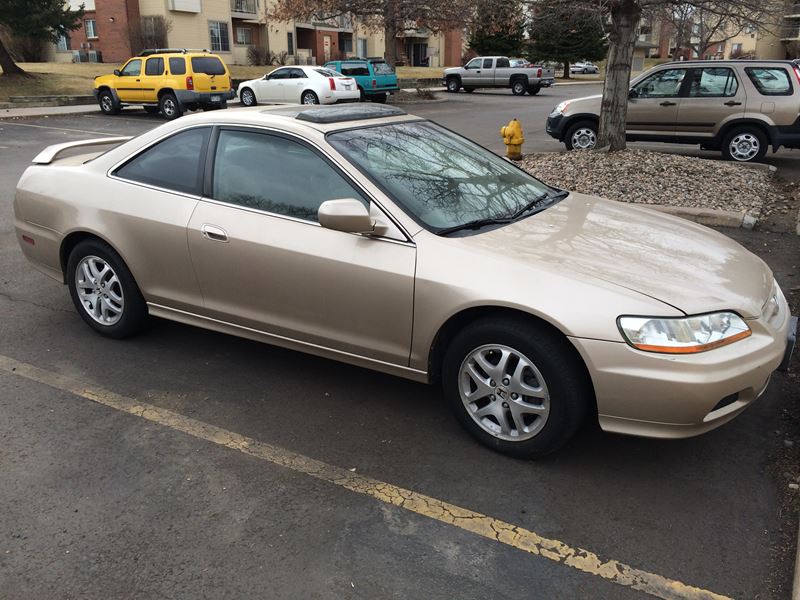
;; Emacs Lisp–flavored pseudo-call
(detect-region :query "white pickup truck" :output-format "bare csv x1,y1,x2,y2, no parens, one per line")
442,56,556,96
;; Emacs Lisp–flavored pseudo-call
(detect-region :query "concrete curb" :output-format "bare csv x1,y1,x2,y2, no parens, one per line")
640,204,754,229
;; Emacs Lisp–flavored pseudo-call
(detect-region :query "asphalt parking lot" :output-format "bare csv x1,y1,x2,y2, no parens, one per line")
1,88,798,599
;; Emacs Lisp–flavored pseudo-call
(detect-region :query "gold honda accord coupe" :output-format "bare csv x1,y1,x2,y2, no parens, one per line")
14,104,797,458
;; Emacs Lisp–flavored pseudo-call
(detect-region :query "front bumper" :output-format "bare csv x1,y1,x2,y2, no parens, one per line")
570,309,796,439
546,113,564,140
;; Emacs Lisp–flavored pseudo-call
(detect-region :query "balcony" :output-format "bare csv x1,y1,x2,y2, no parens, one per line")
786,3,800,18
231,0,257,18
781,24,800,40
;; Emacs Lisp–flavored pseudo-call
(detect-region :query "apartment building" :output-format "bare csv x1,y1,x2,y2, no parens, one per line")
53,0,462,67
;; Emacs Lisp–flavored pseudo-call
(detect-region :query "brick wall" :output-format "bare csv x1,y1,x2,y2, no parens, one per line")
313,29,339,62
67,0,139,63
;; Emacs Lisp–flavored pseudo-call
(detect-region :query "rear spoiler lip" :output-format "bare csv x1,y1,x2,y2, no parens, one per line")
32,136,133,165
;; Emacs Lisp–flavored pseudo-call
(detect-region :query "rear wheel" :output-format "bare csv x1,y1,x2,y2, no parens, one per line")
446,77,461,93
143,106,160,114
301,90,319,105
159,92,182,120
527,84,541,95
98,90,120,115
442,317,590,459
564,120,598,151
240,87,257,107
511,80,527,96
66,239,148,339
722,126,767,162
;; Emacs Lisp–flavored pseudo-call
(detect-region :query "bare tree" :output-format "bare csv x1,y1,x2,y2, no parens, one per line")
129,15,173,54
268,0,474,66
664,3,756,59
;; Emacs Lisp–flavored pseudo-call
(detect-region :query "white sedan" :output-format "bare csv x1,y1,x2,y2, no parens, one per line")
237,66,360,106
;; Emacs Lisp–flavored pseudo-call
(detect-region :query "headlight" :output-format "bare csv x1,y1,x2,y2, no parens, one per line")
617,312,751,354
552,101,570,115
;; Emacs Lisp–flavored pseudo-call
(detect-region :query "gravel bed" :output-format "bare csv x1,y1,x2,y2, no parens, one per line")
519,149,789,220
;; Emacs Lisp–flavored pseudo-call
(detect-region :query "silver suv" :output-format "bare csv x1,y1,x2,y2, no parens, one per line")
546,60,800,162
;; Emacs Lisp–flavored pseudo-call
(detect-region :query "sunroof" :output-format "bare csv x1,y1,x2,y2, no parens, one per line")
294,104,406,124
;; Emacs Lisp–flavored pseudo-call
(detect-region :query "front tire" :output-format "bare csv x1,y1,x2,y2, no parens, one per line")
442,317,590,459
446,77,461,93
240,87,257,107
722,126,767,162
67,239,148,339
564,120,598,151
301,90,319,105
98,90,120,115
159,92,182,120
511,80,527,96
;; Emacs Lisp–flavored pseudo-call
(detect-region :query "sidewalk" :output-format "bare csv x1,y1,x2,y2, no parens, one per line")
1,103,100,119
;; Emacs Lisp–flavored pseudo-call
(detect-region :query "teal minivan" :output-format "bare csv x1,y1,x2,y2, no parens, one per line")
323,58,400,102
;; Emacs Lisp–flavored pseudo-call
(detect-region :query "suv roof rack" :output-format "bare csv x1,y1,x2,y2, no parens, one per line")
294,104,406,124
138,48,210,56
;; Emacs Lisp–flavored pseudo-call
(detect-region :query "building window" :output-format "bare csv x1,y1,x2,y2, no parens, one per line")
85,19,97,39
56,34,69,52
287,31,294,54
357,38,367,58
209,21,230,52
235,27,253,45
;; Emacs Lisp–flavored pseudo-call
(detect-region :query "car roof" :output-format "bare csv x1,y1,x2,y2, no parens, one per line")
654,59,798,67
166,104,423,134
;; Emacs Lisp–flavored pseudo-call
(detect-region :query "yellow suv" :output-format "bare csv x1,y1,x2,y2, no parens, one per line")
93,49,235,120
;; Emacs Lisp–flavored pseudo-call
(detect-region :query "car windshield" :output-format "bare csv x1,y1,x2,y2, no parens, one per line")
328,121,556,231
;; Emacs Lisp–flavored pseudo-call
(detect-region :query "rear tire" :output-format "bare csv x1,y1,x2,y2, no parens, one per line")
66,239,148,339
159,92,182,120
527,84,541,95
442,317,590,459
301,90,319,105
721,126,767,162
564,120,598,151
446,77,461,93
98,90,120,115
511,80,527,96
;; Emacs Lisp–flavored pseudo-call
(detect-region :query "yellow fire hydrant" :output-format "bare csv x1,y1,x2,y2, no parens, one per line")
500,118,524,160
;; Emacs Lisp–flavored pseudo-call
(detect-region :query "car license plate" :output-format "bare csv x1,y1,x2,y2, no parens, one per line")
343,84,351,90
211,95,221,102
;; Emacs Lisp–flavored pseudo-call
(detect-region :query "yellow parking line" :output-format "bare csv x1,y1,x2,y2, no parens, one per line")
0,353,730,600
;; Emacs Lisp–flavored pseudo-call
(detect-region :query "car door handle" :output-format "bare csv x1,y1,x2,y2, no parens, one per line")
724,100,742,106
201,224,228,243
659,101,677,106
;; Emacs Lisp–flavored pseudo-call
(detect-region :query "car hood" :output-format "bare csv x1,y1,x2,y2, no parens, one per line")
460,193,772,318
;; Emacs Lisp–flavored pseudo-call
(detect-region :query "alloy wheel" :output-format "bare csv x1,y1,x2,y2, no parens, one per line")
729,133,759,161
75,255,124,325
571,127,596,150
241,89,255,106
100,95,113,112
302,92,318,105
162,98,176,116
459,344,550,442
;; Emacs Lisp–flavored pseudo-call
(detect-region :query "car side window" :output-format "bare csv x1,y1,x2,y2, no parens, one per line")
688,68,738,97
465,58,481,69
169,57,186,75
114,127,211,195
496,58,510,68
120,59,141,76
341,62,370,76
212,129,368,222
145,57,164,76
482,58,493,69
268,68,290,80
745,67,793,96
632,68,686,98
288,68,307,79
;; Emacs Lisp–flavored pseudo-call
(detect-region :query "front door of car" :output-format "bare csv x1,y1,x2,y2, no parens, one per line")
462,58,482,86
115,58,144,102
256,68,289,101
187,127,416,365
140,56,164,104
284,68,308,103
676,67,746,138
626,67,688,139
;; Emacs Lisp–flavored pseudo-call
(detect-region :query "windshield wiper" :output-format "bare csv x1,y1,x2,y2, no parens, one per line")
436,217,513,236
510,190,569,220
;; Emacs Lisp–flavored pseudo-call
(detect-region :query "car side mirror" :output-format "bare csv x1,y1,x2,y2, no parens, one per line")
628,88,638,99
114,69,121,76
318,199,375,234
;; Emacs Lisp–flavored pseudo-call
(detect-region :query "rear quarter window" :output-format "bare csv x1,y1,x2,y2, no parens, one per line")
191,56,226,75
745,67,793,96
371,61,394,75
340,63,370,76
169,57,186,75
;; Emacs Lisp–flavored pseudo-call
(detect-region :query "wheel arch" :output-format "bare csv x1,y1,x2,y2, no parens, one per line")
427,306,596,409
559,113,600,141
715,118,776,152
157,87,175,100
60,230,129,285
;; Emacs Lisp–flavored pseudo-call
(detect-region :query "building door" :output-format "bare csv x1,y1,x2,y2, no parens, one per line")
323,35,332,61
412,43,428,66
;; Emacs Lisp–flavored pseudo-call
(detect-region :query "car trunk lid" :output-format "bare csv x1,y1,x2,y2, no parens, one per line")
189,56,230,93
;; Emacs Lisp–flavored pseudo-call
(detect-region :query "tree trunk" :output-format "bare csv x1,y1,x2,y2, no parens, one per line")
562,62,570,79
383,0,398,67
596,0,641,152
0,36,25,75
